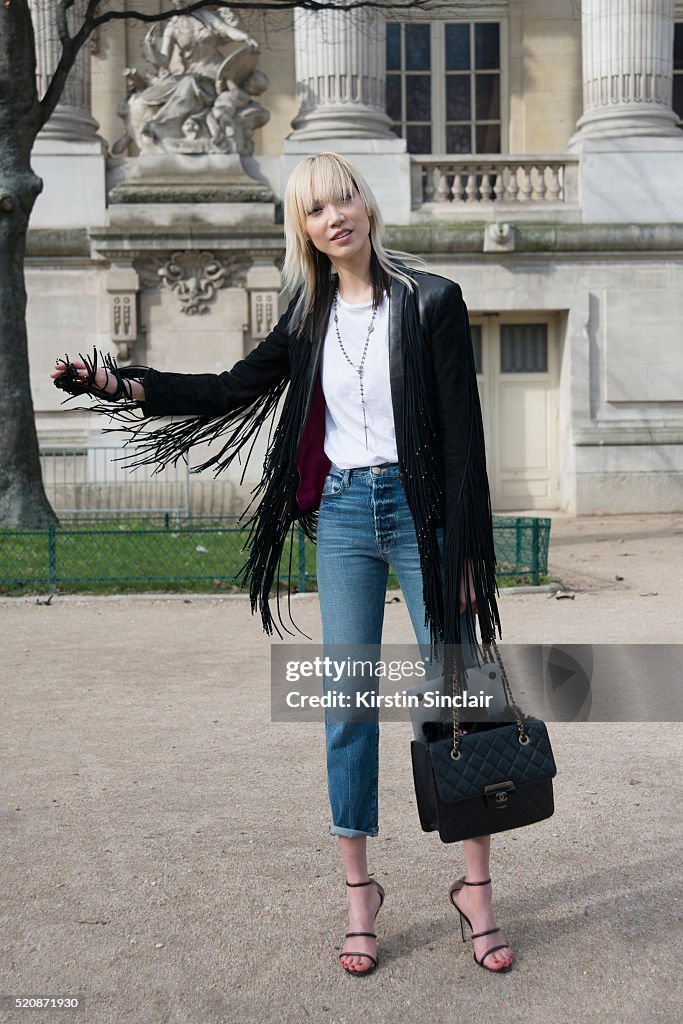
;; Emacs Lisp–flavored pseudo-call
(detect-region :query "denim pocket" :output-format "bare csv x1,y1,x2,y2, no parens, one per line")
322,468,347,497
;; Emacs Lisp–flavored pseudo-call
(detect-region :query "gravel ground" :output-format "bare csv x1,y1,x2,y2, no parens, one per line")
1,512,681,1024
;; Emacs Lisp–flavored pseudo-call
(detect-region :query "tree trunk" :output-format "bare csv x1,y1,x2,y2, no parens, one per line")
0,2,56,526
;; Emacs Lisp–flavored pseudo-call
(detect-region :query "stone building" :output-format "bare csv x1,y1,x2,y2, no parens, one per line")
28,0,683,516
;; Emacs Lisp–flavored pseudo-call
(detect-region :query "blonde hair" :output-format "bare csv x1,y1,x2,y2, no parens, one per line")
281,152,423,334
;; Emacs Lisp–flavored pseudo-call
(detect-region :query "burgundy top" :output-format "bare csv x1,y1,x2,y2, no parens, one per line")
295,371,331,512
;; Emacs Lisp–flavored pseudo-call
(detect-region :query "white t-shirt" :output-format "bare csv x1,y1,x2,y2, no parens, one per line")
320,292,398,469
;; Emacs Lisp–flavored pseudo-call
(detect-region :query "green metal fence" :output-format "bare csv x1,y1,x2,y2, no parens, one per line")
0,515,550,596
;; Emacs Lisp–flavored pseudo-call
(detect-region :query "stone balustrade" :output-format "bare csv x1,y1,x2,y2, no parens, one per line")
412,156,579,212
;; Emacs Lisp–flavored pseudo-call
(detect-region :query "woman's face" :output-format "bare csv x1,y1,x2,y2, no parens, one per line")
304,187,372,267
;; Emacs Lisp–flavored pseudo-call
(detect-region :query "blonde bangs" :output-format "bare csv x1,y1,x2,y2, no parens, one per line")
289,154,358,224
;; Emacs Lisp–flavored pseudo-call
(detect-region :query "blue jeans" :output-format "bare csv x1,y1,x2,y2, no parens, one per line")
316,462,473,838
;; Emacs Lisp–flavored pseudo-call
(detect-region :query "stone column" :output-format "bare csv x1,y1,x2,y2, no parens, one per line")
287,2,396,141
572,0,679,141
29,1,106,228
30,0,100,141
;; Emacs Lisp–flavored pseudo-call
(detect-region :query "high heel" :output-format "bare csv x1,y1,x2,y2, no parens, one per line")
339,878,385,977
449,877,513,974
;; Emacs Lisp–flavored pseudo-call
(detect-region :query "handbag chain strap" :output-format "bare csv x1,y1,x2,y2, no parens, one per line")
449,637,529,760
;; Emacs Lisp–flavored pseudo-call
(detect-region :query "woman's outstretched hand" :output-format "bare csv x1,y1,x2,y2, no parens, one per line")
51,358,116,395
51,356,145,402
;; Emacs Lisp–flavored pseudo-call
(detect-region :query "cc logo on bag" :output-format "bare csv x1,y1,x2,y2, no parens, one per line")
495,792,508,806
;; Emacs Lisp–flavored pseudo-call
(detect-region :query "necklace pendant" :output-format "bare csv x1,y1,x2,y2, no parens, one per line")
334,287,377,453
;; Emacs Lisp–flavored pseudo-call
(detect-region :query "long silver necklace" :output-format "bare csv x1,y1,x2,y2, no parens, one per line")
333,288,377,449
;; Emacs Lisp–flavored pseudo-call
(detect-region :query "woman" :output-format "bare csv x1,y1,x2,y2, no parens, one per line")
52,153,513,975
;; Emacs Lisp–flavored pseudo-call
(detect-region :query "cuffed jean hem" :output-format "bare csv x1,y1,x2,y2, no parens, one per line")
328,825,379,838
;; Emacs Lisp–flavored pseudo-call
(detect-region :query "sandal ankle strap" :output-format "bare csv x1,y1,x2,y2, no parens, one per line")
345,879,373,887
462,878,492,886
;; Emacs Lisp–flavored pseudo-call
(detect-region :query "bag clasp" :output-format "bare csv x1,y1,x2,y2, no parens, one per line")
484,780,516,809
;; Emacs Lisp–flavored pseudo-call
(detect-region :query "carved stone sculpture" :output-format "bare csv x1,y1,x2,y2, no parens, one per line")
113,3,270,156
156,252,249,315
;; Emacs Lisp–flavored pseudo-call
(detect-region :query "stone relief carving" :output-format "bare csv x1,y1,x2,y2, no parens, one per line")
112,294,135,343
250,290,278,339
153,252,249,315
113,3,270,156
107,263,140,363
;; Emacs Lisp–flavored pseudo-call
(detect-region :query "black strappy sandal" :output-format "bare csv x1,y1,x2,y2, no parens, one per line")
339,878,385,977
449,877,513,974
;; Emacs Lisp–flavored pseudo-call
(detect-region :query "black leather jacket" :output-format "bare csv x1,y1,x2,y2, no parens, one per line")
136,269,500,647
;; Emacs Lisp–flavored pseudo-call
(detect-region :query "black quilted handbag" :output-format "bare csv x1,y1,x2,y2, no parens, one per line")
410,640,557,843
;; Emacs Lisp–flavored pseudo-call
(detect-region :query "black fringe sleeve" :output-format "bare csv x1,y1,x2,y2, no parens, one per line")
429,282,501,650
56,302,295,480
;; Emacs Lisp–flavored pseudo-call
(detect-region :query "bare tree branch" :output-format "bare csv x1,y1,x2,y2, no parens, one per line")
39,0,100,127
55,3,72,48
38,0,474,135
91,0,446,31
38,0,454,123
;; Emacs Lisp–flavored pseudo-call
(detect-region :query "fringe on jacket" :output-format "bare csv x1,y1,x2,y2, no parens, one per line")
59,277,501,661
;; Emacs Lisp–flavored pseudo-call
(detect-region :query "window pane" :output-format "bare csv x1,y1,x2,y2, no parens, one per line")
673,75,683,120
476,122,501,153
470,324,482,374
405,23,431,71
386,75,402,121
446,123,472,153
446,75,471,120
406,75,431,121
675,23,683,71
476,73,500,120
386,23,401,71
500,325,548,373
446,122,473,152
445,23,470,70
475,22,500,70
406,124,432,153
390,124,403,140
